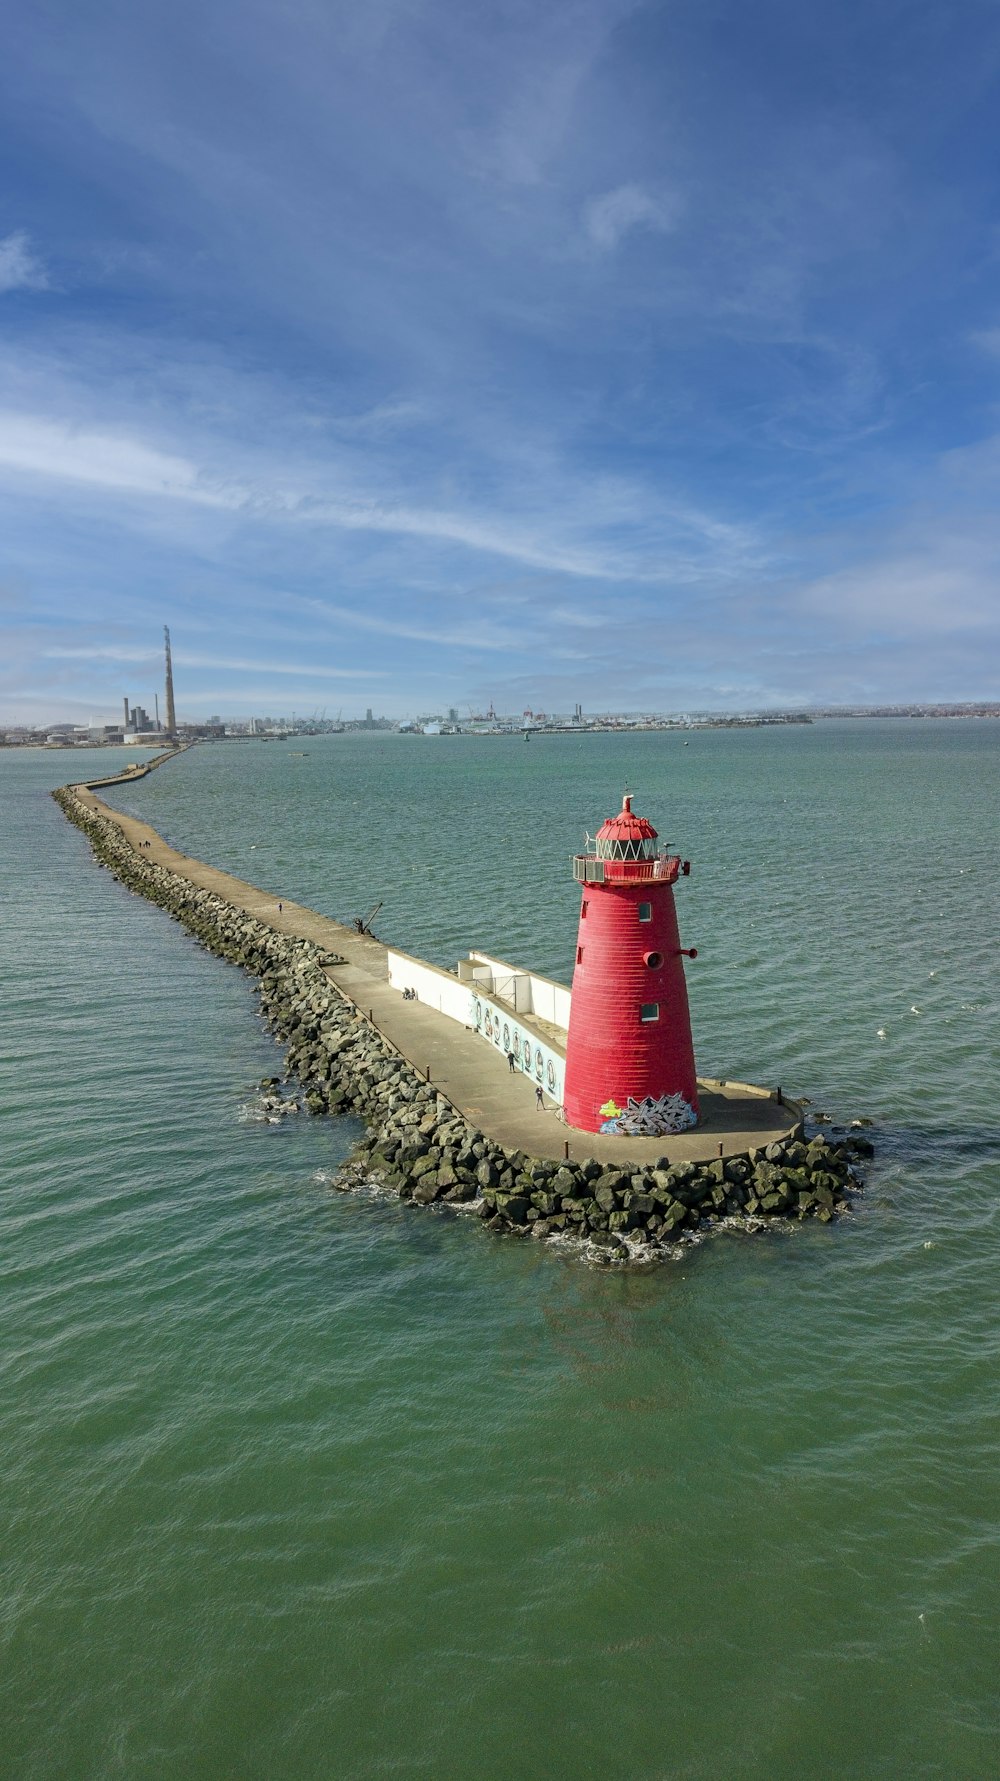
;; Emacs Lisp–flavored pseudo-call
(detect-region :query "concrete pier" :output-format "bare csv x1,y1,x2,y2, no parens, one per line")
71,754,802,1167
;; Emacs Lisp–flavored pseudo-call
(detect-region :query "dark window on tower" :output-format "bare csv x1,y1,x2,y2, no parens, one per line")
576,945,583,963
640,1003,660,1023
638,902,652,922
581,900,588,917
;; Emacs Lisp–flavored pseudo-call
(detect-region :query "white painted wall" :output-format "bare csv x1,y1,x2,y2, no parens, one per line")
467,951,571,1031
386,948,566,1104
386,951,469,1021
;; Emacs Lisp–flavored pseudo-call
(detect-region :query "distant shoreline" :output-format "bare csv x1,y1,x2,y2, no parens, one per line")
3,705,1000,746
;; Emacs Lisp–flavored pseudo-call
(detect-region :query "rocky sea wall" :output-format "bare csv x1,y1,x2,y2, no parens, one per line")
54,785,869,1262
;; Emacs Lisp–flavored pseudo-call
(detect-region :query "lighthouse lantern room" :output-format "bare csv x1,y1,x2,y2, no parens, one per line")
562,792,699,1137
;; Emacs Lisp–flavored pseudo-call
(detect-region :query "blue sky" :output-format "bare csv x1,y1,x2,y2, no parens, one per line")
3,0,1000,721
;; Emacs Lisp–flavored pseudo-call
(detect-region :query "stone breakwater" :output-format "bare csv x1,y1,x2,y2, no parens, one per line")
54,785,869,1262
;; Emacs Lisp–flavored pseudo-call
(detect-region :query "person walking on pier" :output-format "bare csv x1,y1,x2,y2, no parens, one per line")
535,1085,544,1109
507,1050,516,1073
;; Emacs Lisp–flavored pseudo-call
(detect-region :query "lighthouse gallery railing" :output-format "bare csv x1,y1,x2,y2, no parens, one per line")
572,853,681,884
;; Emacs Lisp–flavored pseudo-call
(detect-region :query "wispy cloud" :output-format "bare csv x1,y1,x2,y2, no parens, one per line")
287,595,525,654
326,399,424,437
43,645,160,664
797,530,1000,636
0,393,762,588
478,4,634,188
46,646,384,678
0,413,231,505
0,231,49,294
583,184,681,252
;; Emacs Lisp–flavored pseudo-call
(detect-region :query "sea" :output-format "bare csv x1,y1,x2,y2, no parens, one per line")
2,720,998,1779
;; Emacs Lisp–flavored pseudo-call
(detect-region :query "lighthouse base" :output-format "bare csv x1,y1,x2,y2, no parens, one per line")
587,1090,698,1140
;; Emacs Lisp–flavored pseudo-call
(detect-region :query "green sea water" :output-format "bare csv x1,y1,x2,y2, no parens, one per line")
3,722,998,1779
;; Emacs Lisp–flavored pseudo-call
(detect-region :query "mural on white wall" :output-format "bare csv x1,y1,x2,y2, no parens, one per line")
471,994,564,1102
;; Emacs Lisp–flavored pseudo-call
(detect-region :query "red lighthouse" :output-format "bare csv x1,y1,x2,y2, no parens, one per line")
562,793,699,1137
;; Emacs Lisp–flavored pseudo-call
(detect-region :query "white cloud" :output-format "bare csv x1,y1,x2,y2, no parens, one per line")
45,644,381,676
798,554,998,635
288,594,525,654
327,399,424,436
583,184,681,252
489,49,595,187
306,496,615,578
0,231,50,294
0,401,758,586
177,654,385,679
0,412,234,505
45,646,383,678
969,327,1000,359
43,645,159,664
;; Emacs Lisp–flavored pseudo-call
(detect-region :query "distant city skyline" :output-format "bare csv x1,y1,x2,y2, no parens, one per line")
8,694,999,742
3,0,1000,721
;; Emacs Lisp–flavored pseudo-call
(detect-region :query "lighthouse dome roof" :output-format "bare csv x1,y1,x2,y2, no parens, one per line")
593,793,659,863
596,793,658,844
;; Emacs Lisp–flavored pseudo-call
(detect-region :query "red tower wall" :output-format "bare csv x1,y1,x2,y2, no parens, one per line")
562,878,698,1135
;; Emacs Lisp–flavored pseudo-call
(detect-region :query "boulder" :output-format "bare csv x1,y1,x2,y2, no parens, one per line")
594,1168,624,1194
499,1195,530,1225
625,1191,655,1218
674,1174,712,1206
588,1229,623,1250
531,1191,558,1216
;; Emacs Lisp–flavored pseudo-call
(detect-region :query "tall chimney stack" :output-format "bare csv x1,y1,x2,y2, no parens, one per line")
164,626,177,736
124,697,130,731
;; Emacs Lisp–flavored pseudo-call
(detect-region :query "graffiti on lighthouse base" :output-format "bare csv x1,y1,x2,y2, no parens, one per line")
599,1092,697,1136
